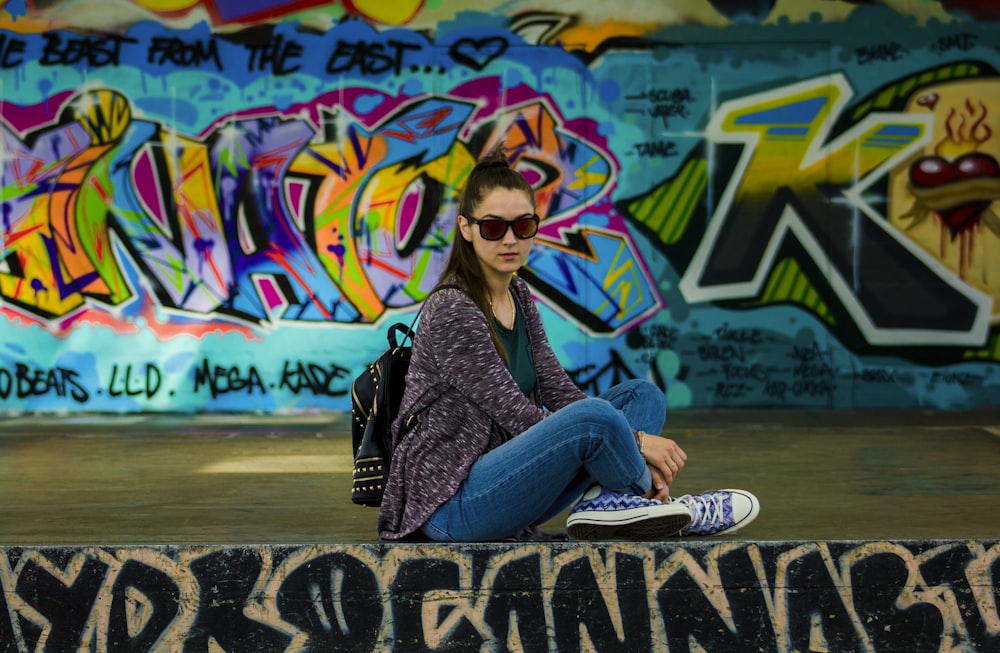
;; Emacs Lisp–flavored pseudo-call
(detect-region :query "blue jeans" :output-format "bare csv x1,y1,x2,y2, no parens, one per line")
421,378,666,542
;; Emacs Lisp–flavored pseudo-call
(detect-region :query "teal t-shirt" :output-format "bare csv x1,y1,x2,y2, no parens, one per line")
494,299,536,396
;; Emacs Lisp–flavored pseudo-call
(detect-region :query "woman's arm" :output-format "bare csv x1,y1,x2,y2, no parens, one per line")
420,287,546,436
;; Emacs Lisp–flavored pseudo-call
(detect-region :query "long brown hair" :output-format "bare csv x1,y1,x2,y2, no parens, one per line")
436,141,535,362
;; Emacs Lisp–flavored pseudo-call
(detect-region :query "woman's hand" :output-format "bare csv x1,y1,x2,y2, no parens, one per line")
639,432,686,502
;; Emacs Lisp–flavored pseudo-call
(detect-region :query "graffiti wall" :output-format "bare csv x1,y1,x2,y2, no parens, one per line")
2,540,999,651
1,0,998,412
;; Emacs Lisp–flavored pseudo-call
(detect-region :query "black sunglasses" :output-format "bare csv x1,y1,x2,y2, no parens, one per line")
464,214,540,240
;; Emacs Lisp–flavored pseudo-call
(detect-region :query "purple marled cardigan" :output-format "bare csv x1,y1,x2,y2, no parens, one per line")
377,276,586,540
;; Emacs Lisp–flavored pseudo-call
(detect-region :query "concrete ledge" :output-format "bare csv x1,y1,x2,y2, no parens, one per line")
2,540,998,651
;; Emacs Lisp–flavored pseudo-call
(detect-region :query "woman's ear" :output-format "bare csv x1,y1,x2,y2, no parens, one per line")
457,215,474,243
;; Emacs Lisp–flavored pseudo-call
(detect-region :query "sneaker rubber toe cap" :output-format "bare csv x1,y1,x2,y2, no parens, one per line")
721,488,760,534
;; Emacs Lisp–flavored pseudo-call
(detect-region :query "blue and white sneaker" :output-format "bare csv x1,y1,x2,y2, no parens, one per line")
672,489,760,536
567,486,692,540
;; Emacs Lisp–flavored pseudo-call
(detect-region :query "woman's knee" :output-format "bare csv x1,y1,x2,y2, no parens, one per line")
615,378,666,415
574,398,633,438
576,396,620,417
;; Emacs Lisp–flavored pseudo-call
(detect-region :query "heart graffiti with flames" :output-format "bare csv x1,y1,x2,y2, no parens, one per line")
893,86,1000,285
905,151,1000,238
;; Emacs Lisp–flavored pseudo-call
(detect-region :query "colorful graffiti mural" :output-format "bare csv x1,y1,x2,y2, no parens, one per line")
2,540,999,651
0,1,998,411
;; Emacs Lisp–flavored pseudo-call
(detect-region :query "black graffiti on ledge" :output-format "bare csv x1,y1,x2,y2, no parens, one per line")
0,540,998,652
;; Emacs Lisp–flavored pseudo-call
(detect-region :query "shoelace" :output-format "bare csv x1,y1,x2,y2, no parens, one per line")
676,493,726,529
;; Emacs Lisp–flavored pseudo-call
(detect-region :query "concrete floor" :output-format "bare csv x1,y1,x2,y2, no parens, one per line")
1,410,998,545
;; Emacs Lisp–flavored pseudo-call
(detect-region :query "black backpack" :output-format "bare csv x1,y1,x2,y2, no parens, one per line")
350,285,457,507
350,322,415,507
